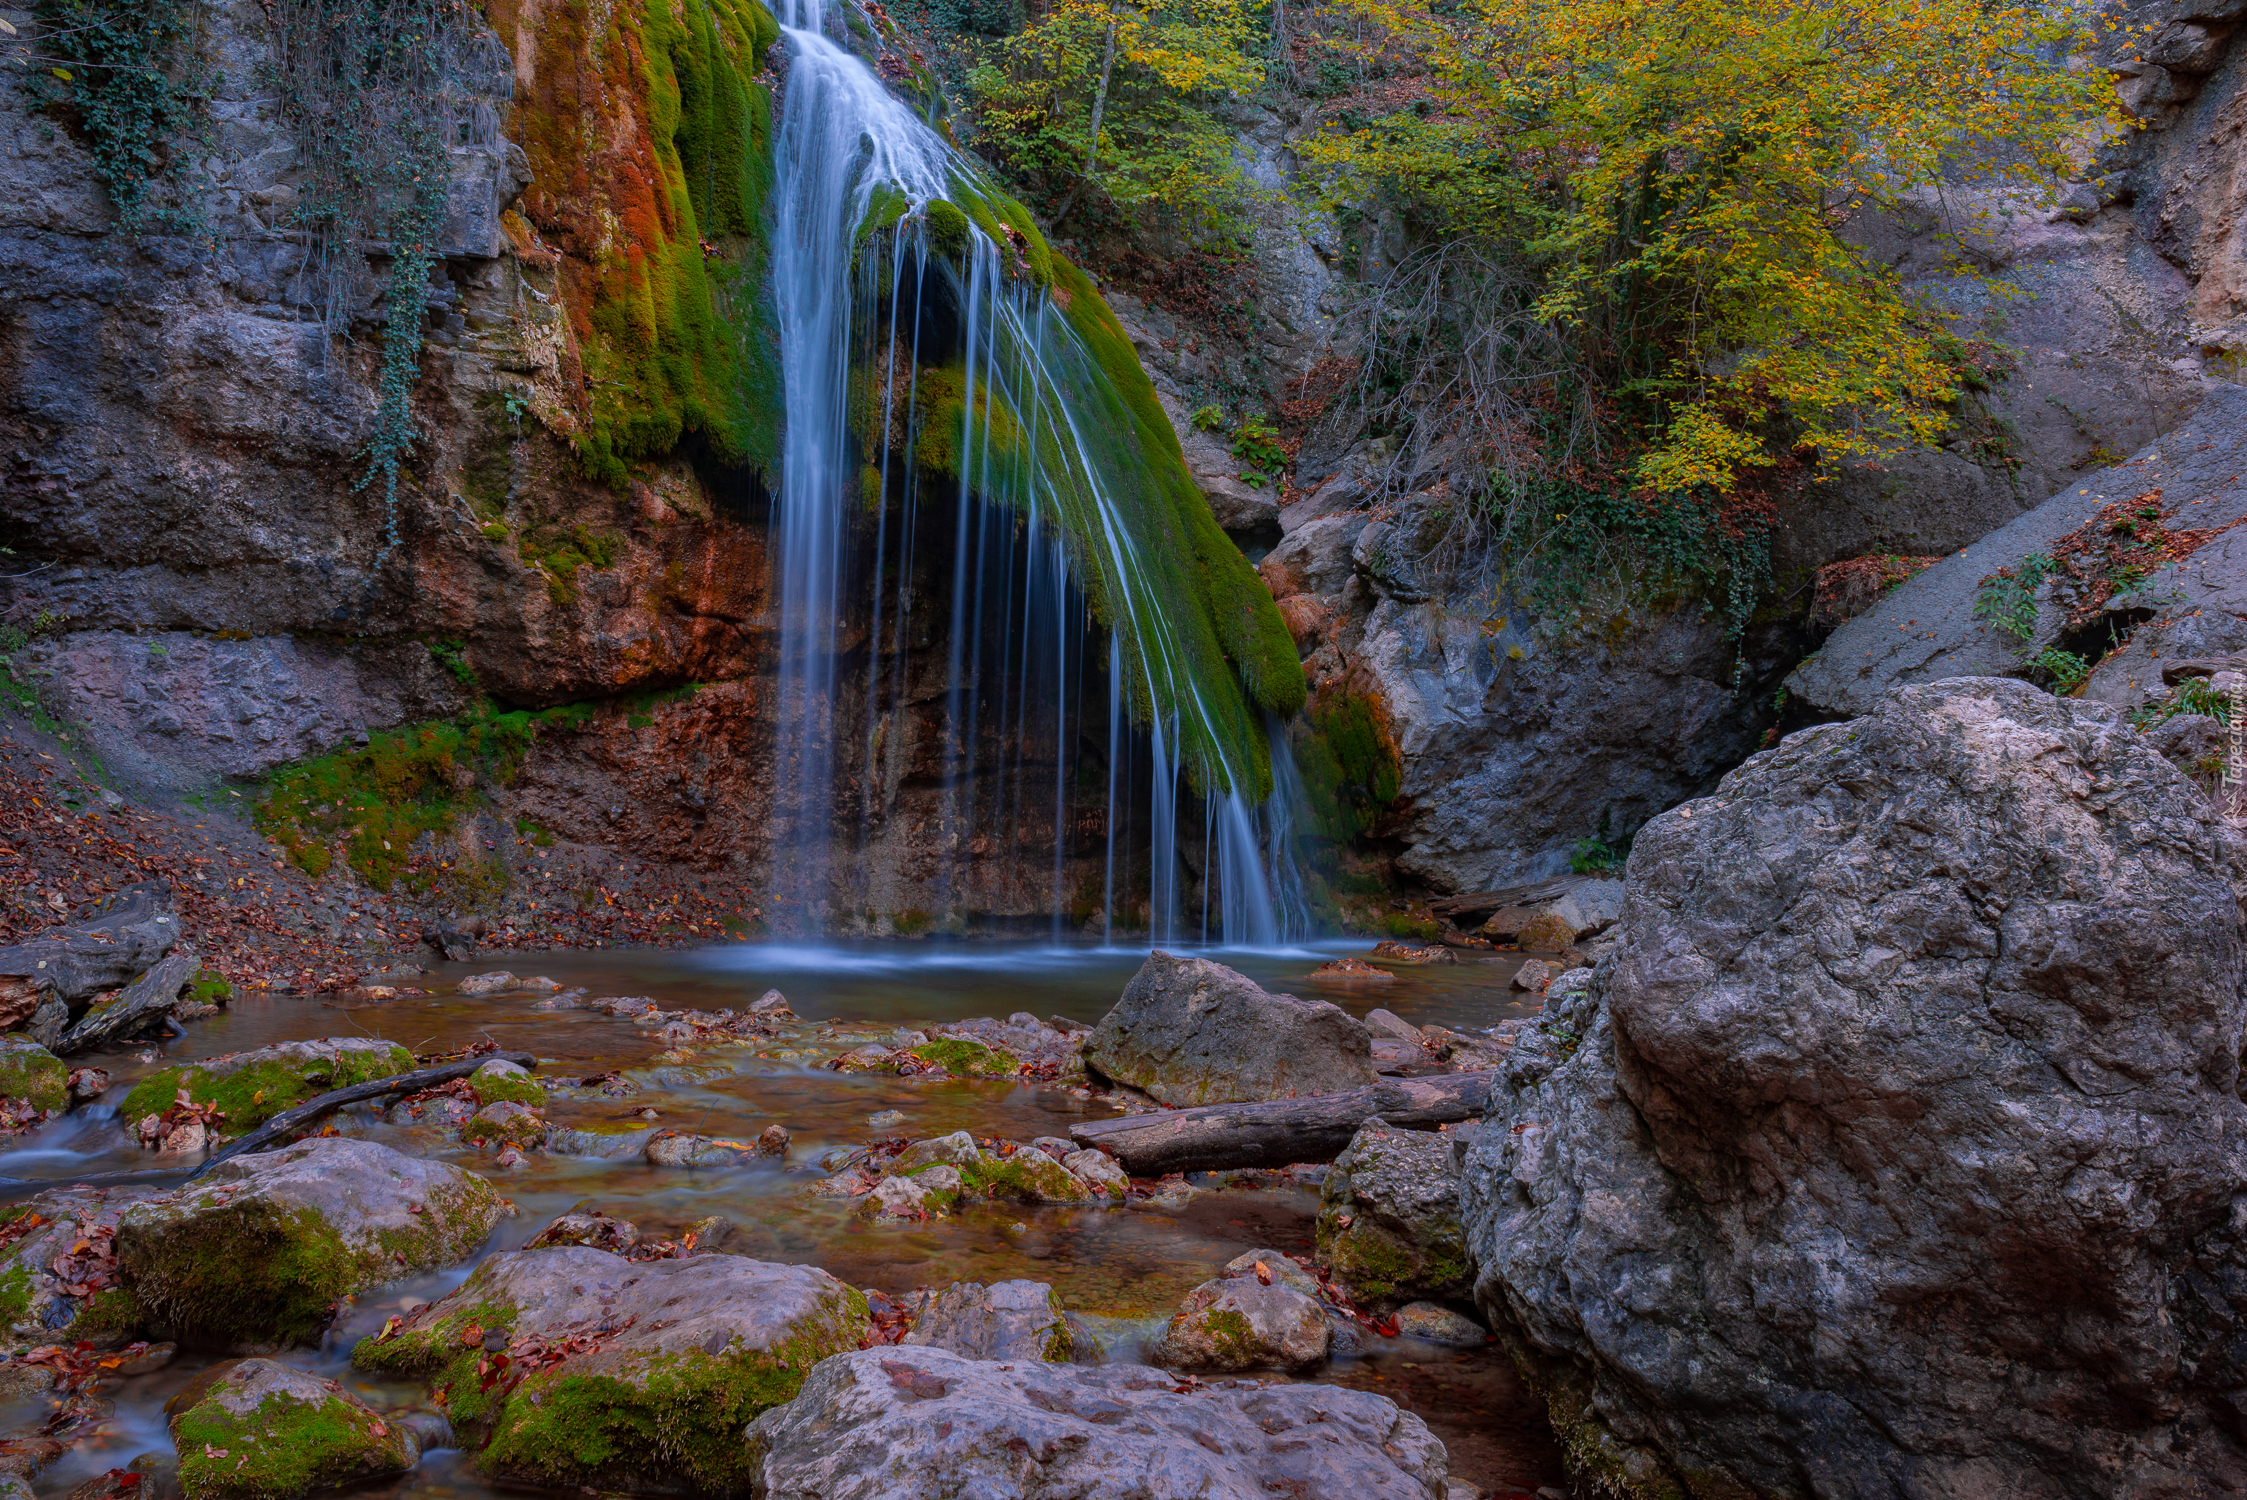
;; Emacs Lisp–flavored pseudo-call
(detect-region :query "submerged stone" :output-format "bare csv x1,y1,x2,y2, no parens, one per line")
170,1358,413,1500
353,1247,868,1494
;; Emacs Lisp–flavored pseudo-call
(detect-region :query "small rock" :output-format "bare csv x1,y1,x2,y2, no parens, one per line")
66,1067,111,1104
687,1214,740,1250
514,976,562,994
1510,958,1553,993
910,1164,964,1210
1306,956,1397,985
464,1100,543,1149
1151,1278,1330,1372
756,1123,790,1156
1048,1014,1091,1035
863,1176,930,1219
1367,941,1457,965
457,971,516,996
1005,1012,1048,1032
747,989,795,1018
1220,1248,1322,1298
832,1044,898,1073
1062,1149,1128,1197
867,1110,907,1129
526,1212,641,1253
902,1280,1076,1362
169,1358,413,1500
1394,1302,1487,1345
1031,1136,1075,1160
894,1131,984,1172
644,1131,758,1168
113,1342,176,1377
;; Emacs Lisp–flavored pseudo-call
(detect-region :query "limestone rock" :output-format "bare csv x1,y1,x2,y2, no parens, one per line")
901,1280,1074,1362
861,1175,932,1220
117,1137,502,1348
524,1211,640,1252
0,1185,167,1344
748,1346,1450,1499
463,1100,543,1149
1220,1248,1322,1299
1087,951,1378,1106
1062,1148,1128,1197
747,989,794,1017
1317,1118,1469,1311
1150,1277,1330,1372
119,1039,415,1133
170,1358,414,1500
0,1037,66,1116
644,1131,759,1168
1464,677,2247,1496
1394,1303,1486,1346
893,1131,982,1172
1509,959,1553,993
354,1247,868,1493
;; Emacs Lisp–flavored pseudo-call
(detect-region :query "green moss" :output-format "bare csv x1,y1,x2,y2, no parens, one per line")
189,968,234,1006
1199,1306,1259,1366
175,1387,401,1500
0,1258,33,1328
957,1152,1077,1203
1295,686,1403,844
923,198,971,259
468,1069,548,1110
0,1038,66,1115
908,1038,1021,1078
1317,1208,1467,1305
118,1045,414,1130
68,1286,145,1341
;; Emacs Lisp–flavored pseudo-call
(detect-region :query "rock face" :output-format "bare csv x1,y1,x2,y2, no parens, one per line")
354,1247,869,1493
902,1280,1074,1362
117,1137,503,1348
747,1346,1451,1500
170,1358,415,1500
1087,952,1377,1105
1462,677,2247,1496
1316,1118,1469,1312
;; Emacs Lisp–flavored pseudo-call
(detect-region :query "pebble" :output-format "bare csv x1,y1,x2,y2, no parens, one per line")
868,1110,906,1128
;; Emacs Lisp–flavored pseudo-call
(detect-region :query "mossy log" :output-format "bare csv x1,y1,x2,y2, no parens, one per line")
190,1051,538,1178
1066,1073,1490,1176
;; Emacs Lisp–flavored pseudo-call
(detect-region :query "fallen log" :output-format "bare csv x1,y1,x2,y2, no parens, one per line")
1427,876,1582,923
189,1051,539,1178
0,881,180,1035
1067,1072,1492,1176
55,949,198,1056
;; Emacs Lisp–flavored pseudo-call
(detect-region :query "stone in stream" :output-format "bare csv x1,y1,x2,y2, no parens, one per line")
465,1058,545,1109
0,1036,67,1119
455,971,558,996
901,1280,1077,1362
892,1131,982,1172
116,1137,504,1349
525,1211,641,1252
463,1100,544,1150
0,1185,168,1345
1394,1302,1487,1346
169,1358,415,1500
748,1346,1449,1499
1317,1117,1470,1311
1220,1247,1322,1299
1061,1148,1128,1197
354,1247,868,1494
1465,678,2247,1496
1086,951,1378,1105
119,1038,415,1135
1148,1275,1330,1372
746,989,794,1018
644,1131,760,1168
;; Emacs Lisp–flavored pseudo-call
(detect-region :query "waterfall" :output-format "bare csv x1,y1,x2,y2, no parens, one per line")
765,0,1312,946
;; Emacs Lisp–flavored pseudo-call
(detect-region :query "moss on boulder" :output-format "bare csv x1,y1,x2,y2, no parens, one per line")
119,1039,415,1133
1314,1117,1470,1310
0,1185,168,1348
171,1358,414,1500
465,1059,546,1110
1148,1277,1330,1373
354,1247,868,1493
0,1036,66,1116
117,1137,503,1349
908,1037,1019,1078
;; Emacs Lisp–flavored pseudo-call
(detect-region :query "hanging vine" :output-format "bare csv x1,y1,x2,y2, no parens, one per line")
261,0,509,563
24,0,208,233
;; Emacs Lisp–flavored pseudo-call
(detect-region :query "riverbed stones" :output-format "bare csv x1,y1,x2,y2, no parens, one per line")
1220,1248,1322,1298
524,1212,639,1252
0,1185,165,1345
749,1346,1449,1499
1317,1118,1470,1311
1150,1276,1330,1371
119,1039,414,1134
1062,1148,1128,1197
893,1131,982,1172
1463,677,2247,1496
902,1280,1074,1362
353,1247,869,1493
170,1358,414,1500
116,1137,503,1349
1087,952,1378,1105
0,1037,66,1118
644,1131,759,1168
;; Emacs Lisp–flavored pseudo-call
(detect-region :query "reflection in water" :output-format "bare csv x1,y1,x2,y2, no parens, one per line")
0,940,1561,1496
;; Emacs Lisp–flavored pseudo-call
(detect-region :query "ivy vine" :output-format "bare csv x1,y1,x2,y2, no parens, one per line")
26,0,207,234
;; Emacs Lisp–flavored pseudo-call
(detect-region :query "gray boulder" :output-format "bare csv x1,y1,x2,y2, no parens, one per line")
1463,677,2247,1496
1149,1276,1329,1372
747,1346,1451,1499
1087,952,1377,1105
0,882,180,1040
170,1357,415,1500
902,1279,1075,1362
1316,1117,1470,1311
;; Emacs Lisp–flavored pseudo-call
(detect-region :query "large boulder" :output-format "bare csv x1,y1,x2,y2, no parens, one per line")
1463,678,2247,1496
0,881,179,1038
170,1357,415,1500
117,1137,503,1348
1086,952,1377,1105
353,1247,869,1493
0,1185,165,1346
1316,1117,1469,1311
746,1346,1451,1499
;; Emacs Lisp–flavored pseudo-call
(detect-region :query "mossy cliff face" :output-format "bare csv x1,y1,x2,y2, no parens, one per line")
119,1038,415,1131
171,1358,416,1500
117,1137,503,1349
353,1246,869,1493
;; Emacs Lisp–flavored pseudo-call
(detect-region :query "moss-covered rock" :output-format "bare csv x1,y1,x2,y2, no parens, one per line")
1148,1277,1329,1373
465,1059,546,1110
1314,1117,1469,1311
0,1036,67,1117
119,1039,415,1134
117,1137,504,1349
170,1358,414,1500
463,1100,545,1149
957,1149,1091,1205
0,1185,167,1348
907,1037,1019,1078
353,1247,869,1493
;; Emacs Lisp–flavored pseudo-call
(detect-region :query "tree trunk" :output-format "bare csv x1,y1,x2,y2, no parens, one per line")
1067,1072,1493,1176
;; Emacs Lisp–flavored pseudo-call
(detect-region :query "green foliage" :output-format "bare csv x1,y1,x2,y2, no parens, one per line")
1228,414,1285,486
1294,687,1401,843
1190,404,1229,433
29,0,207,233
968,0,1265,239
1973,553,2056,642
1505,478,1776,647
2130,677,2233,730
519,524,625,603
1568,836,1619,874
2031,648,2092,695
427,638,478,689
924,199,973,259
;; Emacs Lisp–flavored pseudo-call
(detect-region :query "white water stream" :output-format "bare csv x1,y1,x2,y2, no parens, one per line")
763,0,1314,945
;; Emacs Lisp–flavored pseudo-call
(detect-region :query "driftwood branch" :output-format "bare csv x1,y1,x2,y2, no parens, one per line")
189,1051,538,1178
1427,876,1584,923
56,949,198,1056
1067,1072,1492,1176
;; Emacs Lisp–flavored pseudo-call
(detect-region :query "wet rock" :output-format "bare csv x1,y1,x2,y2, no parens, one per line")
543,1121,658,1158
464,1100,544,1150
1087,951,1378,1106
906,1035,1021,1078
0,1036,66,1116
751,1347,1447,1498
756,1123,790,1156
66,1067,110,1104
1508,959,1552,993
831,1044,899,1073
957,1148,1089,1204
1061,1149,1128,1197
355,1247,868,1493
0,1439,62,1481
0,881,180,1037
1317,1117,1469,1311
170,1358,413,1500
1465,677,2247,1496
902,1280,1075,1362
0,1185,165,1343
866,1109,906,1129
455,971,516,995
115,1342,177,1376
643,1131,759,1168
120,1039,414,1134
861,1175,932,1220
1367,942,1457,965
524,1212,640,1253
465,1058,545,1110
893,1131,983,1172
1220,1248,1322,1299
1394,1303,1486,1346
0,1359,55,1397
1306,956,1396,986
117,1137,503,1349
1150,1276,1330,1372
747,989,794,1018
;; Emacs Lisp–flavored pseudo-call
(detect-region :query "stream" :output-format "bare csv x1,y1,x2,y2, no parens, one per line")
0,939,1567,1498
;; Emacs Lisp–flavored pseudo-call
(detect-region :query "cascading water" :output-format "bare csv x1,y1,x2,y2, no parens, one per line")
765,0,1313,946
